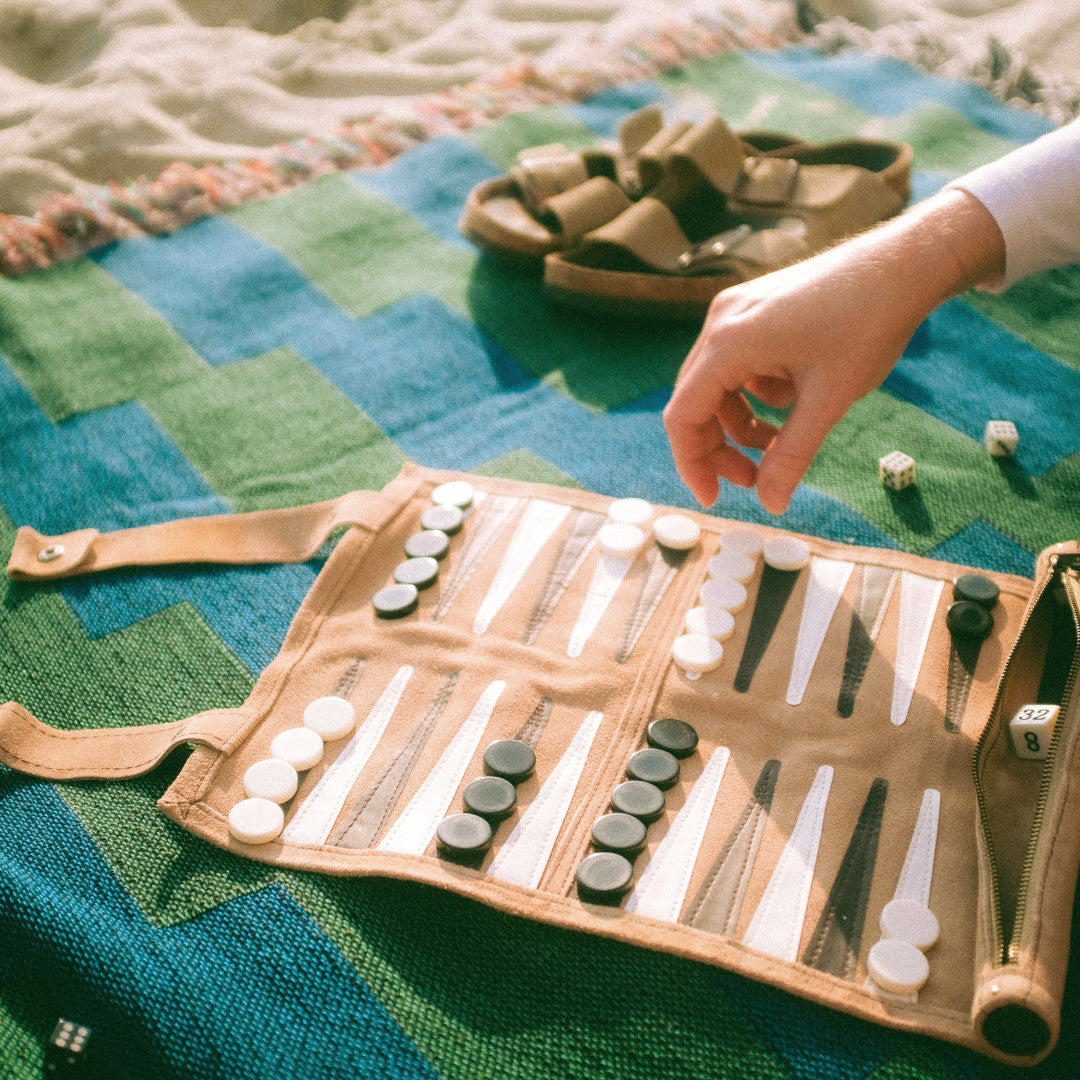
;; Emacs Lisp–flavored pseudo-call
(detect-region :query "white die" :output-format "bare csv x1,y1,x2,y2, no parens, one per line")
1009,704,1059,759
984,420,1019,456
879,450,916,491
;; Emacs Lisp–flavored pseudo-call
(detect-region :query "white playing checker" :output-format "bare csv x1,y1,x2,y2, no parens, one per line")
720,526,765,557
879,898,939,951
707,551,756,583
699,578,748,613
1009,704,1059,760
607,497,653,526
867,938,930,994
270,727,325,771
685,605,735,641
304,696,357,741
431,480,475,508
244,758,300,804
229,798,286,845
763,536,810,571
598,522,646,558
653,514,701,551
671,633,724,678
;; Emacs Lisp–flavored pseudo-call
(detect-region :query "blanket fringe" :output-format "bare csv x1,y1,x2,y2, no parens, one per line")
3,1,1078,277
0,6,796,277
800,3,1080,126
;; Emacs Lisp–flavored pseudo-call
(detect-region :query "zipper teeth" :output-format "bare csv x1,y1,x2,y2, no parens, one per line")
1007,564,1080,963
971,559,1059,964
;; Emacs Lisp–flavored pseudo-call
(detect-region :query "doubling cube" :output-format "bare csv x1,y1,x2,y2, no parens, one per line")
1009,703,1059,760
879,450,916,491
984,420,1019,456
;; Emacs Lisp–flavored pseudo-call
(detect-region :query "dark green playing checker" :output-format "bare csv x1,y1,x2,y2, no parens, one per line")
646,717,698,758
610,780,664,823
626,747,679,789
483,739,535,784
436,813,493,863
947,600,993,641
576,852,633,903
463,775,516,821
590,813,647,857
953,572,1000,609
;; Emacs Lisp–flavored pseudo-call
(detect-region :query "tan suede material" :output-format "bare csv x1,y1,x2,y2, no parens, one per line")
7,480,413,580
0,702,244,779
511,153,590,211
541,177,633,242
614,103,665,157
569,197,693,273
2,463,1075,1066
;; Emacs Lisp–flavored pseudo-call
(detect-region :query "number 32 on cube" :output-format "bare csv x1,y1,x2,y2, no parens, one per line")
1009,704,1059,759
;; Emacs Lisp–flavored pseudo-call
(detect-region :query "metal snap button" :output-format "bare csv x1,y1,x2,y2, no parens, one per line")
38,544,65,563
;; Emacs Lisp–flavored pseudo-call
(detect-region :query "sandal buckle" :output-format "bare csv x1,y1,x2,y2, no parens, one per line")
677,224,753,272
733,157,799,207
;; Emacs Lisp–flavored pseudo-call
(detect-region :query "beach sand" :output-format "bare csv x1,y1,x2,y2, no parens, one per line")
0,0,1076,218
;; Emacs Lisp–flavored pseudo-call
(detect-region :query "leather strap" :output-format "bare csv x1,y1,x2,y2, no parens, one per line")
541,177,633,242
734,565,801,694
0,469,421,780
513,142,587,200
0,702,242,780
7,475,417,581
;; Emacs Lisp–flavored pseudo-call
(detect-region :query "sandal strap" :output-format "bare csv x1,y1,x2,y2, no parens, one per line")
512,146,590,212
678,222,811,276
540,176,633,242
566,197,699,274
617,103,665,156
730,163,904,249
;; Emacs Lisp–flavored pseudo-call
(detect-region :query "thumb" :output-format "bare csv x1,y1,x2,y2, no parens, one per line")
755,386,842,515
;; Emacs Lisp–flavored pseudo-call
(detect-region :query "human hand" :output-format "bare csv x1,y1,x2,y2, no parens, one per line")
663,188,1006,514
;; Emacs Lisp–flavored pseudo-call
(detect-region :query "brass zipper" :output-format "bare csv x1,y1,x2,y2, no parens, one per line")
972,554,1080,965
1007,558,1080,962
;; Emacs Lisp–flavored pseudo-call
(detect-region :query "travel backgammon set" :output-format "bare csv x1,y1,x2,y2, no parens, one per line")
2,464,1078,1066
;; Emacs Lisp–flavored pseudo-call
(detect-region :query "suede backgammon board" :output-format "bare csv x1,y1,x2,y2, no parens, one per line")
2,464,1077,1067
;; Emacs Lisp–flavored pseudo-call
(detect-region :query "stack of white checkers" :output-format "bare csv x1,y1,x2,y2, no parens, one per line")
598,498,702,559
868,897,940,994
671,528,811,679
229,695,358,844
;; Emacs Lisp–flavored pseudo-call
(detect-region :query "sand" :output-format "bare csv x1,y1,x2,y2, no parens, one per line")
0,0,1077,219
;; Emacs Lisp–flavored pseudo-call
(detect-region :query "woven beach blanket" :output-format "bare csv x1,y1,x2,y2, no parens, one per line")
1,22,1079,1080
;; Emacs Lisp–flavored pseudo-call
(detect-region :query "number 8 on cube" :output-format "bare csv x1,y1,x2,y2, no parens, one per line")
1009,704,1060,760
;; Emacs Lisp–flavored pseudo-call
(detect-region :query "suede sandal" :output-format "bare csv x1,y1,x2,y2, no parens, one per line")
459,105,805,264
543,135,913,321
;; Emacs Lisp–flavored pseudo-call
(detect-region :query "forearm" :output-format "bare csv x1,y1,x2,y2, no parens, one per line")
947,116,1080,289
804,185,1006,325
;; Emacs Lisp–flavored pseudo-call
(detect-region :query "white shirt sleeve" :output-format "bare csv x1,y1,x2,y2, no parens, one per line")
946,116,1080,290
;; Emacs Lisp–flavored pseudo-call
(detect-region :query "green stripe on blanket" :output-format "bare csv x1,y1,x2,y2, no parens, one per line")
0,38,1078,1080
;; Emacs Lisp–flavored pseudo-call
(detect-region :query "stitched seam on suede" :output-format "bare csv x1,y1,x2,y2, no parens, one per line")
543,521,719,893
181,477,422,809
